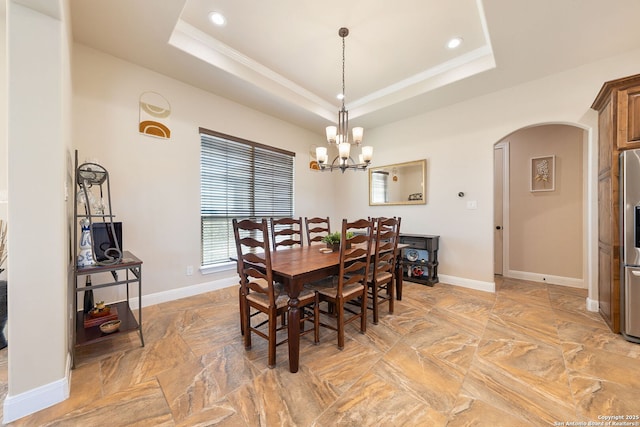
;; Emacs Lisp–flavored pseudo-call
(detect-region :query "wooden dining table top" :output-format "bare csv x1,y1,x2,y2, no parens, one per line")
268,243,342,279
268,242,409,280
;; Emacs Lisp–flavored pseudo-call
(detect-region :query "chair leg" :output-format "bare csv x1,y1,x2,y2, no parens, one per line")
372,282,379,325
389,278,395,314
360,290,367,334
243,301,252,350
314,293,320,344
268,310,277,368
239,286,245,335
337,299,345,350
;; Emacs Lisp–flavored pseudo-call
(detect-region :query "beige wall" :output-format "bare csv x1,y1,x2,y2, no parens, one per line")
506,125,584,281
339,47,640,295
72,43,340,302
0,0,6,235
5,0,72,420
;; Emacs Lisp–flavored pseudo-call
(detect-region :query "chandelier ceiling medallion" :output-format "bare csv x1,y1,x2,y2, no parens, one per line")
317,27,373,173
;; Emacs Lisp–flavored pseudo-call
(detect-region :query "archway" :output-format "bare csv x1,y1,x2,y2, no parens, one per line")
494,123,589,288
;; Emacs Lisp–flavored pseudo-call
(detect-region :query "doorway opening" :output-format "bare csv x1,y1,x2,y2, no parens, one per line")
493,123,588,287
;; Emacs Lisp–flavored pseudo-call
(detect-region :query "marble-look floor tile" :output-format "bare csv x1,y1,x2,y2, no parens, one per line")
448,394,538,427
432,291,495,325
556,319,640,359
490,295,560,345
156,344,261,422
402,309,480,371
376,303,432,336
225,366,338,427
475,334,571,404
180,310,243,357
174,398,248,427
8,278,639,426
461,356,580,426
34,380,172,427
568,373,640,420
315,370,447,427
100,333,197,395
376,340,467,414
350,315,402,353
552,304,609,331
141,306,202,344
562,342,640,388
302,337,382,394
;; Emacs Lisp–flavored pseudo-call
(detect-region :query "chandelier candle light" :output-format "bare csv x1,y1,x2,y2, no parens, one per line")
317,27,373,173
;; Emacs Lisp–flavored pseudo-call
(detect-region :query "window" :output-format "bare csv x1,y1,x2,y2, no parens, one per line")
199,128,295,266
371,171,389,203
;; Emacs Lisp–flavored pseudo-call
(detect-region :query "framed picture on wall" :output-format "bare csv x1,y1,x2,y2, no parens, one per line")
530,155,555,192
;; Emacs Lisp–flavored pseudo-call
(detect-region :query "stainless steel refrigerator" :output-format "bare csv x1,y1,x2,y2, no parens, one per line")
620,149,640,342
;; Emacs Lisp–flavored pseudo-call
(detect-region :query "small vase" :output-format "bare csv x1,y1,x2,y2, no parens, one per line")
326,242,351,252
327,243,340,252
77,218,95,267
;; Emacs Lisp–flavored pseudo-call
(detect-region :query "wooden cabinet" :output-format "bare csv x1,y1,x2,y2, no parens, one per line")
617,85,640,149
592,73,640,333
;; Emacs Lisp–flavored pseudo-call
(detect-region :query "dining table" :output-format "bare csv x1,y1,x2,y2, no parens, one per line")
265,242,406,373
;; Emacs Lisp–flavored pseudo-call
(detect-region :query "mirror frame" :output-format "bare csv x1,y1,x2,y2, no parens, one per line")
368,159,427,206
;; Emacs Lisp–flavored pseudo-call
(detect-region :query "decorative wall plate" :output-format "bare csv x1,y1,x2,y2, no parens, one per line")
406,249,419,262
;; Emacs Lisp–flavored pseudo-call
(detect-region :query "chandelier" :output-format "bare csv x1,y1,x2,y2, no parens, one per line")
316,27,373,173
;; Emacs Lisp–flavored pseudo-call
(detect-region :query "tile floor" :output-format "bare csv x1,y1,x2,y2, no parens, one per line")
1,277,640,426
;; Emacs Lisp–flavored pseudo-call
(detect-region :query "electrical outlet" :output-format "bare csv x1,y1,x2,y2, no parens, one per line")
186,265,194,276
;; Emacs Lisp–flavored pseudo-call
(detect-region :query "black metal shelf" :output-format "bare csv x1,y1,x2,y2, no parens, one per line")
72,150,144,368
399,234,439,286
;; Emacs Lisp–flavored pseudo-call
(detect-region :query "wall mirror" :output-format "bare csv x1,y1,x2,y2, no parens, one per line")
369,159,426,206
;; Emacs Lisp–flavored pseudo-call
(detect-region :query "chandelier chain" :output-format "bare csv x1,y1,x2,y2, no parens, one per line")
341,35,346,110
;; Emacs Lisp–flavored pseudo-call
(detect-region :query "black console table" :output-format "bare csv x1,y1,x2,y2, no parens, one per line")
399,234,439,286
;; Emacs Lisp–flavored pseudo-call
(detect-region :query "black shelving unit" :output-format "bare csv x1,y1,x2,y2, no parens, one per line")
399,234,439,286
74,253,143,348
72,151,144,368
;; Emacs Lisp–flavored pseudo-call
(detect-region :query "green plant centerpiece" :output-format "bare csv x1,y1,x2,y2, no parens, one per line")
321,231,354,251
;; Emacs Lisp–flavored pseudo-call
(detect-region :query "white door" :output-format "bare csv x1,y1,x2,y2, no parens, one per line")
494,143,506,275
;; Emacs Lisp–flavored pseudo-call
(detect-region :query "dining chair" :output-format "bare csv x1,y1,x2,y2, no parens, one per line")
305,216,331,244
311,218,373,349
233,218,316,368
367,217,401,324
270,217,303,251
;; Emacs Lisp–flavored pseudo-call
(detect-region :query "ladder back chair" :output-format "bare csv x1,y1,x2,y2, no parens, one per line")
305,216,331,244
368,217,401,324
233,218,316,368
312,218,373,349
270,217,303,251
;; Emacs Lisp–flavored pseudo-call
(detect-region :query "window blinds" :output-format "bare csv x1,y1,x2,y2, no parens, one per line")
199,128,295,265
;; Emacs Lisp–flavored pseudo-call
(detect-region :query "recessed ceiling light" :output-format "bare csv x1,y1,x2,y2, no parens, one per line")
447,37,463,49
337,93,344,100
209,11,226,26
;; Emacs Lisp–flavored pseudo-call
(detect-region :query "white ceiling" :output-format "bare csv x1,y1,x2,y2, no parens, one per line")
70,0,640,135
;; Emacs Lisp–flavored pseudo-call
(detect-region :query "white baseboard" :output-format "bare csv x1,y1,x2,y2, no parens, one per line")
586,297,599,312
506,270,585,288
437,274,495,293
3,353,71,424
129,276,239,308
